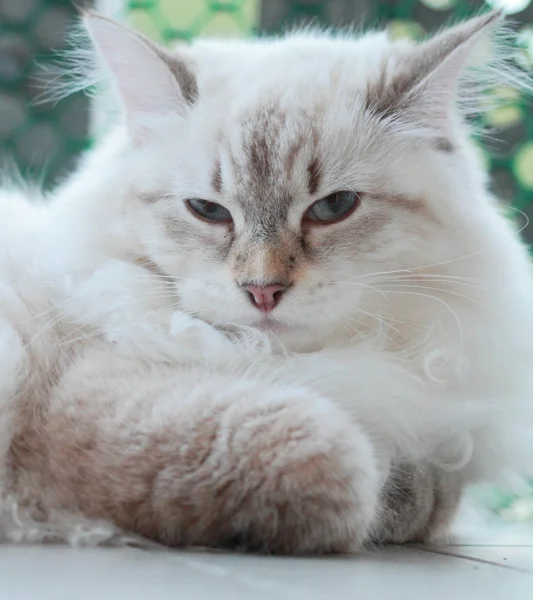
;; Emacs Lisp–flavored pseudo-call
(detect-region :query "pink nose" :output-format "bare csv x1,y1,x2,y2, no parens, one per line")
244,284,287,312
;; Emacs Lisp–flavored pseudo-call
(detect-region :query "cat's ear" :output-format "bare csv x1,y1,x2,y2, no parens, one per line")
368,11,507,135
84,13,197,137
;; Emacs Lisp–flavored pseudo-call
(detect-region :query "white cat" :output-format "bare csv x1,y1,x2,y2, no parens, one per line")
0,10,532,552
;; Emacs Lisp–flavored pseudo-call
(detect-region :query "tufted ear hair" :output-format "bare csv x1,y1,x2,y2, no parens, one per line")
84,13,198,139
366,11,517,138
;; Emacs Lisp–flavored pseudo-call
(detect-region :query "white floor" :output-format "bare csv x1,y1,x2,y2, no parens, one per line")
1,527,532,600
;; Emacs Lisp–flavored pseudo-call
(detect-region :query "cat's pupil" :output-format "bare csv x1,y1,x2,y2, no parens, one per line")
327,197,343,213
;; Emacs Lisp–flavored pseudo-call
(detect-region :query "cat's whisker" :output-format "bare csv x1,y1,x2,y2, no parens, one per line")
141,302,184,322
336,297,437,329
52,318,100,345
336,250,487,284
506,205,530,235
329,280,389,300
354,305,405,339
329,295,412,349
334,284,464,346
338,315,374,354
329,296,406,339
114,273,182,283
123,291,179,301
25,309,71,347
379,273,486,284
24,302,67,326
377,283,482,306
341,313,409,357
377,314,429,332
374,289,464,345
57,330,103,347
378,275,487,290
383,272,484,281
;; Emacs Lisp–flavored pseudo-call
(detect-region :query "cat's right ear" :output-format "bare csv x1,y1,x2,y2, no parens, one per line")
84,13,197,139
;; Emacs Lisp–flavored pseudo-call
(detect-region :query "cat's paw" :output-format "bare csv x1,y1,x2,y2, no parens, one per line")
153,385,381,554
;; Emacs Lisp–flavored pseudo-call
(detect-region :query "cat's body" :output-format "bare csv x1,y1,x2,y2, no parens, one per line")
1,11,533,552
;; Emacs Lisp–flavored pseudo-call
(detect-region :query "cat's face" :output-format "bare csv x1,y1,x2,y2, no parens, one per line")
139,101,447,342
83,13,502,346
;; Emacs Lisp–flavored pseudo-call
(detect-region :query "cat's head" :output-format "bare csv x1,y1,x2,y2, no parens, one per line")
76,11,521,347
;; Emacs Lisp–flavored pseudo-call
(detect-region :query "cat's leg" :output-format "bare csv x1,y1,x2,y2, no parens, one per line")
281,348,467,545
372,463,463,545
8,355,383,553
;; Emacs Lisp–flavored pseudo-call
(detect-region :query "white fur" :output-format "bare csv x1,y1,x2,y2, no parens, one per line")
1,11,533,547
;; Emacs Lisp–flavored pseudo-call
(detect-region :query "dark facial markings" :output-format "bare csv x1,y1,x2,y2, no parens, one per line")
244,105,286,186
151,46,199,105
249,134,272,182
224,104,325,239
167,57,199,105
211,157,223,194
152,98,433,287
307,157,321,195
285,136,305,178
370,193,431,217
133,255,173,283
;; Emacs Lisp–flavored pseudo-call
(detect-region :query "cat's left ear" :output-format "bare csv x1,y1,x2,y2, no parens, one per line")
84,13,197,138
368,11,507,135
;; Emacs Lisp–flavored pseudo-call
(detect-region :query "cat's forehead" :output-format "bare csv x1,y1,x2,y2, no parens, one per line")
214,103,322,226
189,33,407,202
186,32,412,226
236,105,320,191
188,30,398,96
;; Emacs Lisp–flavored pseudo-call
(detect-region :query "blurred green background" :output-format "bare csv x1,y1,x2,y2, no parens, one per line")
0,0,532,521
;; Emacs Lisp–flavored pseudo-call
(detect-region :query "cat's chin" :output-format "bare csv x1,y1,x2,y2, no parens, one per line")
253,317,294,334
252,318,338,353
208,316,297,335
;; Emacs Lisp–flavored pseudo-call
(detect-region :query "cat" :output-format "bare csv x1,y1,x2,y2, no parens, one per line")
1,9,533,553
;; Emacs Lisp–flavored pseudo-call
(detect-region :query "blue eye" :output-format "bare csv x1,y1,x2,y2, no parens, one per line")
304,191,361,224
186,199,233,223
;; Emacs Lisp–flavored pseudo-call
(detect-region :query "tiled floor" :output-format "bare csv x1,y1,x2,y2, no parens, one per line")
1,531,532,600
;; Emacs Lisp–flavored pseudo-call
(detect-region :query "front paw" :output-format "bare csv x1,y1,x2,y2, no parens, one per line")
152,386,381,554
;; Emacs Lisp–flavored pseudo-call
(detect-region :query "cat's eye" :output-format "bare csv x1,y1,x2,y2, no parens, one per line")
186,199,233,224
304,191,361,224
